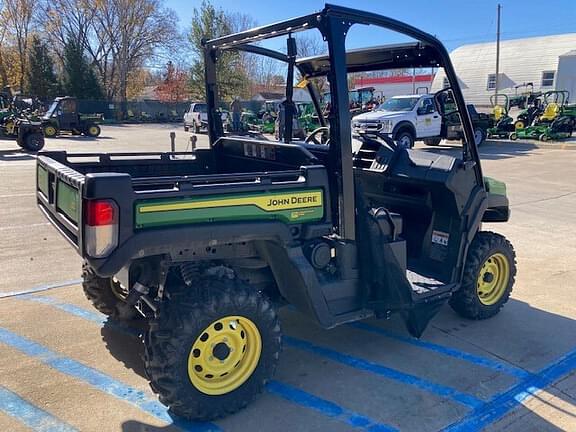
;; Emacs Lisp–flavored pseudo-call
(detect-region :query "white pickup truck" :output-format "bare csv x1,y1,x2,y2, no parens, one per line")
183,102,208,133
352,94,487,147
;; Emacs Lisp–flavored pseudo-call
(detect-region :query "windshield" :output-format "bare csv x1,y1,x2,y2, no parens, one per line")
45,101,59,117
195,104,207,113
377,97,420,112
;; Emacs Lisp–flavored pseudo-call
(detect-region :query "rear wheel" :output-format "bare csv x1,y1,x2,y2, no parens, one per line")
21,132,45,152
85,124,101,137
395,130,415,148
423,137,441,146
144,273,281,420
450,231,516,320
82,264,138,320
184,124,190,132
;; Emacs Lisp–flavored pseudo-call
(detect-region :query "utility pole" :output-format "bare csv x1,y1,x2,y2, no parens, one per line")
495,3,501,96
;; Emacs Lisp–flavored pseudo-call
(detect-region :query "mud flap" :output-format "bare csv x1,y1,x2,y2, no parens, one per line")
402,300,446,338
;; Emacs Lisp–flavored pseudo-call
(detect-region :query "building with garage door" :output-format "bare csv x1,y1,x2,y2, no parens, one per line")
431,33,576,106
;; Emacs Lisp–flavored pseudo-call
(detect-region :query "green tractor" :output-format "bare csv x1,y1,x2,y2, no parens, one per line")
42,97,103,138
487,94,515,139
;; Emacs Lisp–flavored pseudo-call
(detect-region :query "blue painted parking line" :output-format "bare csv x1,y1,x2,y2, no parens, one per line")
267,381,397,432
284,336,484,409
349,322,531,379
23,295,141,337
0,279,82,299
22,296,399,432
0,385,78,432
0,328,220,432
443,346,576,431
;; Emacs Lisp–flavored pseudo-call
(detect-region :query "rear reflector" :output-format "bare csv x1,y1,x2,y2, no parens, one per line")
86,200,117,226
84,200,119,258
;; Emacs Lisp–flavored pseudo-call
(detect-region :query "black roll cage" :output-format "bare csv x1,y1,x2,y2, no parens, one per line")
202,3,483,242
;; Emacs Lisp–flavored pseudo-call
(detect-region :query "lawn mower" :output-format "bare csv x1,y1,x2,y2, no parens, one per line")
510,114,573,141
534,90,569,125
509,83,541,109
487,94,514,138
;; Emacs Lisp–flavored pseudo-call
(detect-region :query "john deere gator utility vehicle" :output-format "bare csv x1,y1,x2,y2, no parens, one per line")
36,4,516,421
42,96,103,138
0,89,45,151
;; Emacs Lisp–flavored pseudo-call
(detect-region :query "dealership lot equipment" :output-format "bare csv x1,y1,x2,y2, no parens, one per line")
36,4,516,421
487,94,515,138
42,97,103,138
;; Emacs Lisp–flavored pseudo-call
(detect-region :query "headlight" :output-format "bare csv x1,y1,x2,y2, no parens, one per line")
380,120,393,133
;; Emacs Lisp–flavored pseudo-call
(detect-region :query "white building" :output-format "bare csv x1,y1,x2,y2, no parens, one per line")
431,34,576,106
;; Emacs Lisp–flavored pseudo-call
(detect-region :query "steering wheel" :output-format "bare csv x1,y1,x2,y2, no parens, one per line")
305,126,330,145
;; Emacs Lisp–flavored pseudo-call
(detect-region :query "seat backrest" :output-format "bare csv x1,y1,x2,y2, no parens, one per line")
493,105,504,120
541,103,559,120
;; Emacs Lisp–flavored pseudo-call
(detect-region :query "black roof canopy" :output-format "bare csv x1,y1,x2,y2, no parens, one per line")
297,43,441,78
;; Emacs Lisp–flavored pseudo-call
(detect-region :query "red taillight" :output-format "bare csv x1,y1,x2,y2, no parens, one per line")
84,200,119,258
86,200,117,226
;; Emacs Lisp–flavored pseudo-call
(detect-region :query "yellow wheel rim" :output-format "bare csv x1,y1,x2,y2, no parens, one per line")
45,126,56,136
515,121,525,130
89,126,99,135
188,315,262,395
477,253,510,305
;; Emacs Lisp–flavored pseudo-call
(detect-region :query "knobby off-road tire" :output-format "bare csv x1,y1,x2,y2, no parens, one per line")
450,231,516,320
144,275,281,421
82,264,138,320
21,133,45,152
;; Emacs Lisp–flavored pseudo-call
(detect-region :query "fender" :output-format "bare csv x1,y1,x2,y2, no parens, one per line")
391,120,416,139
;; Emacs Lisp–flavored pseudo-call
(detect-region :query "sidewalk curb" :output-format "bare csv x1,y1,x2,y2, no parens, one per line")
485,139,576,150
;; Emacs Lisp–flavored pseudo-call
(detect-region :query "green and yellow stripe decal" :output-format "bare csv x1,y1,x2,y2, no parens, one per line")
135,189,324,229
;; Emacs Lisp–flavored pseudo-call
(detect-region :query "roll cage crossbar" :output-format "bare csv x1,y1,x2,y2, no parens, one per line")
202,3,482,242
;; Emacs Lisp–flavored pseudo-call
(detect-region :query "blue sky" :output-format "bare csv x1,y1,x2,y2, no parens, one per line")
165,0,576,52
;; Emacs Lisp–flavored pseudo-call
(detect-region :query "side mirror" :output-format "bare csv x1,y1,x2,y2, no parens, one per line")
434,88,458,118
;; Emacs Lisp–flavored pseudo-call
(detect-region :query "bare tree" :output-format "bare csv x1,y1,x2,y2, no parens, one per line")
92,0,180,106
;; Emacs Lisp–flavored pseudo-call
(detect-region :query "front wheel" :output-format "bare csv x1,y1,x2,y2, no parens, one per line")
21,133,45,152
450,231,516,320
144,273,281,420
514,120,526,130
43,124,58,138
539,133,550,142
395,130,415,148
509,132,518,141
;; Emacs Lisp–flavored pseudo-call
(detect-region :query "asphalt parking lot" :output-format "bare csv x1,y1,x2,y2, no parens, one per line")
0,124,575,432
